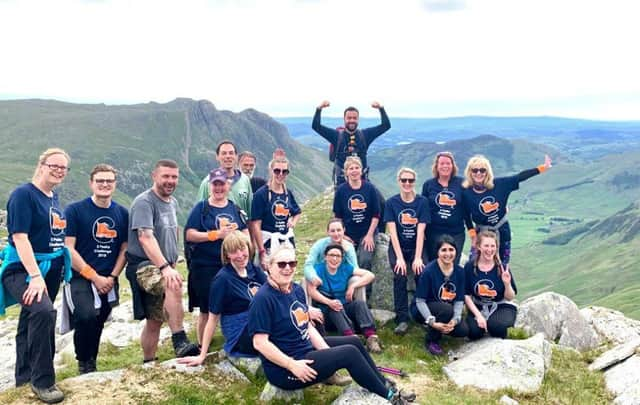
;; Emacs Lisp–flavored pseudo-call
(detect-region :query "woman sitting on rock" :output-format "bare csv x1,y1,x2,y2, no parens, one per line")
180,231,266,366
303,218,358,286
306,243,381,353
411,235,468,355
249,245,415,404
464,230,517,340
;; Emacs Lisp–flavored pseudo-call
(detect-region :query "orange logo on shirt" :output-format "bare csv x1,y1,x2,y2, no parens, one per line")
438,194,457,207
400,212,418,225
218,217,238,230
350,199,367,210
292,307,309,327
95,222,117,238
440,288,456,301
51,212,66,230
478,284,497,298
274,203,290,217
480,200,499,214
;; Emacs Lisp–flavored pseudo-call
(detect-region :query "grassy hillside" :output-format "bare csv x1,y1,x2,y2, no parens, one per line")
0,99,332,217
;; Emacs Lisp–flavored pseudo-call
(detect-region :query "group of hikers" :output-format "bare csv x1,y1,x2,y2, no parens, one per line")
0,101,551,404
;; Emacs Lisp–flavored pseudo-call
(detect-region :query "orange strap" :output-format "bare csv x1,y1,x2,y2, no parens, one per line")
79,265,97,280
537,164,547,173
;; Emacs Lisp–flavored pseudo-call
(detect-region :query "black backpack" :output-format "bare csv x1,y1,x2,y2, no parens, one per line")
329,129,366,162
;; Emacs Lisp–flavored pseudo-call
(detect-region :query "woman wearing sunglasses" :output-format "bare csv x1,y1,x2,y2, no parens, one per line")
249,245,415,404
384,168,430,336
179,231,266,366
250,149,301,269
1,148,73,404
421,152,470,265
462,154,552,264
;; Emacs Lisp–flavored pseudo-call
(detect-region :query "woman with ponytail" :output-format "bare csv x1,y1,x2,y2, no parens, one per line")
463,230,517,340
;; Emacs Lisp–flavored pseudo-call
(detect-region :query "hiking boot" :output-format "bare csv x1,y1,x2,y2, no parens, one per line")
78,360,90,375
399,388,416,402
390,390,412,405
87,358,97,372
427,341,444,356
31,384,64,404
324,372,352,386
366,335,382,354
174,340,200,357
394,322,409,336
385,377,397,391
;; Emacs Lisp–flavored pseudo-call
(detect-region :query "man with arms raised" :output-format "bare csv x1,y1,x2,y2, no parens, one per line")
197,140,252,219
312,100,391,185
125,159,199,362
64,164,128,374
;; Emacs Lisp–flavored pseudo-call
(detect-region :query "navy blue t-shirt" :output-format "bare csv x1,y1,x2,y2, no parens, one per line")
209,263,267,315
250,186,301,234
421,176,466,234
415,260,465,304
7,183,66,254
248,283,313,378
65,197,129,277
462,176,520,241
333,181,380,243
384,194,430,250
185,200,247,271
464,261,518,303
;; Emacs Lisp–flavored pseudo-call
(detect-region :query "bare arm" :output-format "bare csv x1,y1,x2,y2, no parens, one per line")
138,228,182,290
179,312,220,366
110,242,128,278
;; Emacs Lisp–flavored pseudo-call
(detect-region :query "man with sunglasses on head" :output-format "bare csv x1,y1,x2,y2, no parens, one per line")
312,100,391,185
63,164,128,374
197,140,253,221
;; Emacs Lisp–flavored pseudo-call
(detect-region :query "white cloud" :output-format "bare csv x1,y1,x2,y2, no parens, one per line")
1,0,639,119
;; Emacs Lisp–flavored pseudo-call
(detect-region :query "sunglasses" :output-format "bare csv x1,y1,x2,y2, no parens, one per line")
276,260,297,269
471,168,487,174
273,168,290,176
94,179,116,184
399,178,415,184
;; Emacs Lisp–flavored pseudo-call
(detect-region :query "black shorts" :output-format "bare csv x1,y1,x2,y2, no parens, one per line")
187,266,221,313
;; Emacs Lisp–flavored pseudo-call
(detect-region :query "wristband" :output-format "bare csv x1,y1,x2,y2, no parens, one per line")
29,273,42,279
79,265,98,280
158,262,171,271
207,230,220,242
537,164,547,173
468,228,477,238
108,274,118,280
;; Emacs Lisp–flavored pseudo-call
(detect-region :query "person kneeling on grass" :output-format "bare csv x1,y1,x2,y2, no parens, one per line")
410,235,468,355
306,244,382,353
249,245,415,404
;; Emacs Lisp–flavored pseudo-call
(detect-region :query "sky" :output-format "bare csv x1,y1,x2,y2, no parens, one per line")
1,0,639,119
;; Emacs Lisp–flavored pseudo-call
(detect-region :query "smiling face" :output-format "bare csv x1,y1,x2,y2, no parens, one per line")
343,110,359,132
324,247,343,271
268,247,297,288
470,165,488,185
152,165,179,198
217,143,237,171
271,161,289,187
327,221,345,243
39,153,69,187
239,155,256,176
346,163,362,182
398,170,416,193
436,155,453,178
478,235,498,262
227,245,250,271
90,170,116,199
437,242,456,266
209,179,229,201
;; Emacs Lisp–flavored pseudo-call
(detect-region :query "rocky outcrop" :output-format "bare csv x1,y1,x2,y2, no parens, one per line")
589,337,640,371
443,334,551,393
331,385,389,405
259,382,303,403
369,233,416,312
370,309,395,326
580,306,640,345
515,292,600,351
604,355,640,404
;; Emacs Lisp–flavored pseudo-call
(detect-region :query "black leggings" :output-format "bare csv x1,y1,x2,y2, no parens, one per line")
267,336,389,398
467,304,517,340
410,301,469,343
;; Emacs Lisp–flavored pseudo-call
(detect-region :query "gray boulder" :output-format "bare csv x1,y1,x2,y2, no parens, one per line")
214,360,251,383
331,385,389,404
515,292,600,351
589,337,640,371
443,333,551,393
227,354,263,377
260,382,304,402
62,369,125,385
604,355,640,403
370,309,395,326
581,306,640,345
160,358,205,374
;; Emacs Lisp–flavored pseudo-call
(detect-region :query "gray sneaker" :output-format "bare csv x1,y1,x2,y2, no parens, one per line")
394,322,409,336
31,384,64,404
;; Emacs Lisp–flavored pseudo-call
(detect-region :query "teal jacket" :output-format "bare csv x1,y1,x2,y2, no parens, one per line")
0,244,72,315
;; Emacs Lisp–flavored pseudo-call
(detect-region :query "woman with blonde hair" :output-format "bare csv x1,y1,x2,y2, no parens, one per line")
384,167,430,336
250,149,302,268
1,148,73,403
421,151,470,264
180,231,267,366
464,231,517,340
462,154,551,264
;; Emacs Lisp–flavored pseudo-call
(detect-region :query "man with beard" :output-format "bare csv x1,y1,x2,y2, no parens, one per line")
312,100,391,185
196,140,252,219
238,150,267,193
125,159,199,362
